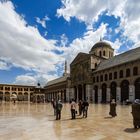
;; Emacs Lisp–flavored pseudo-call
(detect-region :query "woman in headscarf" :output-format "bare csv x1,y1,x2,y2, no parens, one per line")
109,99,117,117
132,99,140,129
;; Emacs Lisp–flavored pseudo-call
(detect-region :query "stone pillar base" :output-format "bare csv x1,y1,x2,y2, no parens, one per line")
129,85,135,102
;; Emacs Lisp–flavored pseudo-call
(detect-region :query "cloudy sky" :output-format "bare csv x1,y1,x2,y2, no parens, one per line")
0,0,140,86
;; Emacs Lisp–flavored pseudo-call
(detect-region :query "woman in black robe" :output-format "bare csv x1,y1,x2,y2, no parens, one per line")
132,99,140,129
109,99,117,117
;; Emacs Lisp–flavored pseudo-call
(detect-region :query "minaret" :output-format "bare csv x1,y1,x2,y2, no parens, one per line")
63,60,67,76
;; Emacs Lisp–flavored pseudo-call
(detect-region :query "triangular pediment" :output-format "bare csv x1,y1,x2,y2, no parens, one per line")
71,52,89,65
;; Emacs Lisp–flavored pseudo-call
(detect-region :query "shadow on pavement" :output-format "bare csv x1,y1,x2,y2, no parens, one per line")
48,117,84,121
104,116,113,119
124,128,138,133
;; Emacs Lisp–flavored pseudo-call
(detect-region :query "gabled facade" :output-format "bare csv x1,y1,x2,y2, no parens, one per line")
69,40,114,102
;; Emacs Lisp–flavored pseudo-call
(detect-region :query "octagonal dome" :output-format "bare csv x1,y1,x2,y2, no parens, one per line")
90,40,113,53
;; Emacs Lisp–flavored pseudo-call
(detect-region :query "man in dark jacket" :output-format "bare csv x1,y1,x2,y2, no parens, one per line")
82,100,89,118
56,100,63,120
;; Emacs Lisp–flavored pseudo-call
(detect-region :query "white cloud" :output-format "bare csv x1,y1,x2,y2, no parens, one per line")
57,0,124,24
0,1,63,75
60,23,108,69
121,0,140,42
35,15,50,28
14,73,58,86
1,1,135,86
57,0,140,45
0,60,11,70
108,39,122,55
60,34,68,47
57,0,106,24
14,75,37,86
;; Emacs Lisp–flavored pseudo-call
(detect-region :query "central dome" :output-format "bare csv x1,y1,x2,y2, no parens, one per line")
90,40,113,53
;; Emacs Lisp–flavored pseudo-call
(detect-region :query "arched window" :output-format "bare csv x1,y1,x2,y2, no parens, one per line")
105,74,108,81
103,51,106,56
109,73,112,80
100,75,103,82
120,70,123,78
126,68,130,77
133,67,138,76
114,72,117,79
5,87,10,91
99,51,102,57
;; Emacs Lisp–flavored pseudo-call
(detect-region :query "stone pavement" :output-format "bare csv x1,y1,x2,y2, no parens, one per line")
0,102,139,140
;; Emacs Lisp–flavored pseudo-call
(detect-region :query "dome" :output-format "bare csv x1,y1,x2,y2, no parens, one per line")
90,40,113,53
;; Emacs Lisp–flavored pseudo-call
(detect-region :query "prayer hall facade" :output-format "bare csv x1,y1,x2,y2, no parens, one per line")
45,40,140,103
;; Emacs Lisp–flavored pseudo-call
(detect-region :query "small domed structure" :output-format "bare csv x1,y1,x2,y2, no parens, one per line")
90,40,114,59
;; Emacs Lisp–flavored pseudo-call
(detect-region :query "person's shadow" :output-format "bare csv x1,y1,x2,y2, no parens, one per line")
104,116,113,119
124,128,138,133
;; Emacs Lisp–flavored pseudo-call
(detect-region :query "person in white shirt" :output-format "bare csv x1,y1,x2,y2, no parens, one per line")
70,99,77,119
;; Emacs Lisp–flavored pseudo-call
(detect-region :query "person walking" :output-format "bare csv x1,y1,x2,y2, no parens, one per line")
82,100,89,118
109,99,117,117
51,99,56,116
131,99,140,129
70,99,77,119
56,100,63,120
78,100,83,116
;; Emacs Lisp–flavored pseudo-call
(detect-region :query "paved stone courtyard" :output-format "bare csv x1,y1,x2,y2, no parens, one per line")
0,102,139,140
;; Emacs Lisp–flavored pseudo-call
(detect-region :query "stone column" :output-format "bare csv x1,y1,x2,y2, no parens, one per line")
62,90,65,101
69,88,74,100
28,93,30,102
3,88,5,102
10,86,12,98
129,85,135,102
66,88,69,102
86,85,92,103
107,88,110,102
116,87,121,103
76,87,78,102
98,89,102,103
92,89,95,103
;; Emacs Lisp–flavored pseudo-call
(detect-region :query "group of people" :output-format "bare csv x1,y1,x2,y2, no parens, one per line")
51,98,116,120
51,98,140,129
51,98,89,120
109,98,140,129
71,99,89,119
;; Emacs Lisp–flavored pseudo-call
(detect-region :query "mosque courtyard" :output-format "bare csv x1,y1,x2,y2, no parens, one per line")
0,102,139,140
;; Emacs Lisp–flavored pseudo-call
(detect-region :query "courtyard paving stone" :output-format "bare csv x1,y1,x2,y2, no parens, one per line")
0,103,139,140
